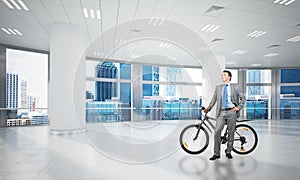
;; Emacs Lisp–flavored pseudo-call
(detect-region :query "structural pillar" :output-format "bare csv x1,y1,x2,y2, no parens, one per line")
0,45,6,127
49,24,87,132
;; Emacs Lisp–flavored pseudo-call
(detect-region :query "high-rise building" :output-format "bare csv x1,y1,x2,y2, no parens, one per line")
6,72,20,108
21,79,28,108
166,67,181,97
95,62,117,101
28,95,38,111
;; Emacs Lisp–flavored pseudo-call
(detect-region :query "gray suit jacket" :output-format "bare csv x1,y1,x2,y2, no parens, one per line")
207,83,246,118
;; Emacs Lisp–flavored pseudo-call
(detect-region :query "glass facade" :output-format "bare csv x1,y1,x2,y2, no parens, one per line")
86,61,203,122
86,62,131,123
140,66,202,120
85,62,300,122
245,70,271,119
5,48,48,126
280,69,300,119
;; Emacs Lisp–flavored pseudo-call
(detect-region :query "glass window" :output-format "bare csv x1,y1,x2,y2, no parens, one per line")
120,83,131,103
6,48,48,126
143,65,152,81
142,84,153,97
85,60,132,122
280,69,300,119
158,67,202,83
86,60,120,79
245,86,271,119
246,70,271,83
120,63,131,80
85,81,130,123
281,69,300,83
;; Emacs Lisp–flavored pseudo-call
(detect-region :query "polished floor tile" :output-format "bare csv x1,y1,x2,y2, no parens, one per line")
0,119,300,180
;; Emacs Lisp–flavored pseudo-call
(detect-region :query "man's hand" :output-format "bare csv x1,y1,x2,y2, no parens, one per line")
203,108,209,113
232,107,239,112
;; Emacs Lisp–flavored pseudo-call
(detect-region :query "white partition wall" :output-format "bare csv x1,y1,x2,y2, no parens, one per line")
49,24,87,132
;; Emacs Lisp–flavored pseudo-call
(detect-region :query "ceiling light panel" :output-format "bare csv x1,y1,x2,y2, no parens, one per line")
226,61,236,65
159,43,172,48
1,0,29,11
247,30,267,38
1,27,22,35
264,53,279,57
83,8,101,19
148,17,164,26
273,0,296,6
250,63,262,67
287,35,300,42
233,50,247,54
201,24,220,32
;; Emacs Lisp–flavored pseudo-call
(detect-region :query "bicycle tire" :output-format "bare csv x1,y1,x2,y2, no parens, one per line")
233,124,258,155
179,124,209,155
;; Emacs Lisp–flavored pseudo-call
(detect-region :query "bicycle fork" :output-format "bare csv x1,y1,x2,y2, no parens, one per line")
193,124,202,141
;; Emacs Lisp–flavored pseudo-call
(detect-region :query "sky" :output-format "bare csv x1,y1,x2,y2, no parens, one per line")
6,48,48,108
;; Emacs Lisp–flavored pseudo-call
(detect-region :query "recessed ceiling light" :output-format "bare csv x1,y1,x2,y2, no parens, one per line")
115,39,127,45
226,61,236,65
201,24,220,32
287,35,300,42
250,63,262,67
132,54,141,59
264,53,279,57
82,8,101,19
159,43,172,48
1,0,29,11
13,28,22,35
131,29,142,33
273,0,296,6
1,27,22,35
233,50,247,54
247,30,267,38
148,17,164,26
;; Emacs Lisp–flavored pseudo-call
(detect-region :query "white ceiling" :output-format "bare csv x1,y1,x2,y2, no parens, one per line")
0,0,300,68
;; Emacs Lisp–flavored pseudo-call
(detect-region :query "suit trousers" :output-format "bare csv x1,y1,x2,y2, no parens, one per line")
214,110,237,156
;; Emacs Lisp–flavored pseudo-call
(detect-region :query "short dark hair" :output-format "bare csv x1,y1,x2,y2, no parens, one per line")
223,70,232,80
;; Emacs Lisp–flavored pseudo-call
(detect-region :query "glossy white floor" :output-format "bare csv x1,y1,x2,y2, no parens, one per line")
0,119,299,180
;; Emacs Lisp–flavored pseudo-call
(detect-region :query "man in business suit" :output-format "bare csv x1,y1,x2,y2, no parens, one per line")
204,70,246,160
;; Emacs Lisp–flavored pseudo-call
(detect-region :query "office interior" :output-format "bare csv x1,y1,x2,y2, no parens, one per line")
0,0,300,179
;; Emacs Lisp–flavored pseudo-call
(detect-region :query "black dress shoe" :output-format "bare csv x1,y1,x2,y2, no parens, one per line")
226,153,233,159
209,155,220,161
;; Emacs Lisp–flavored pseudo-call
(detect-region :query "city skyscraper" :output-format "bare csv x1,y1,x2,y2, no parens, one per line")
6,72,20,108
95,62,117,101
21,79,28,108
28,95,38,111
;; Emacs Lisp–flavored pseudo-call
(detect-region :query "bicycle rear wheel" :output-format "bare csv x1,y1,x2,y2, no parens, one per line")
179,124,209,155
233,124,258,155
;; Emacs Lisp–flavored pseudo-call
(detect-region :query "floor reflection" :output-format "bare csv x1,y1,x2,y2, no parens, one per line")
178,155,257,180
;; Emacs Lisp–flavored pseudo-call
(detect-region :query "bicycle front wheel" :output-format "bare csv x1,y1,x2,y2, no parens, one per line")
233,124,258,155
179,124,209,155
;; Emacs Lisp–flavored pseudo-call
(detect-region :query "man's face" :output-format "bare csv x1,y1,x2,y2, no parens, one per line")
222,72,231,83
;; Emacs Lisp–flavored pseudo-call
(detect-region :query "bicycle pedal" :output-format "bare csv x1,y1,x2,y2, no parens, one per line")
241,147,246,152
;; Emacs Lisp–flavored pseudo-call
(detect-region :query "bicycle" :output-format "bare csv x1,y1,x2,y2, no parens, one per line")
179,107,258,155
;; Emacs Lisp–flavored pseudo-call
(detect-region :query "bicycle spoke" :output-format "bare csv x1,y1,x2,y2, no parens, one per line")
180,124,209,154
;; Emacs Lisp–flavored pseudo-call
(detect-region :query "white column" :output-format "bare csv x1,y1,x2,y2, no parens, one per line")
49,24,87,132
